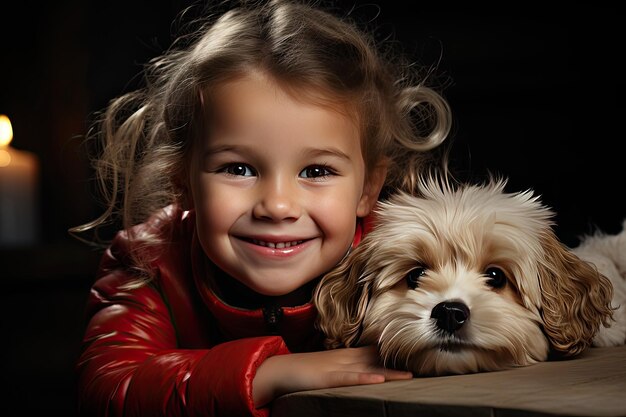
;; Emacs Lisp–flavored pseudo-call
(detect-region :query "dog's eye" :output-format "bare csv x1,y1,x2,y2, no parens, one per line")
485,266,507,289
406,267,426,289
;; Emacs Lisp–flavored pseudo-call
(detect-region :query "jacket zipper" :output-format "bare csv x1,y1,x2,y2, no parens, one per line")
262,305,283,334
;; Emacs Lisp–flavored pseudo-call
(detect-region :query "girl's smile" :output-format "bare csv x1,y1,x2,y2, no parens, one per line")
234,235,315,258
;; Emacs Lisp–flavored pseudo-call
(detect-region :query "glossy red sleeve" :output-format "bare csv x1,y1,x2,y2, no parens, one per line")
76,269,290,417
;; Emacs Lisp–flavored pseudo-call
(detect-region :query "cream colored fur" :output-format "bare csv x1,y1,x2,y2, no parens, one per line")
314,175,622,376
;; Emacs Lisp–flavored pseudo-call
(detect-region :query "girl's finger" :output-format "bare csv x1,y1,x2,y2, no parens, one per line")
329,371,386,387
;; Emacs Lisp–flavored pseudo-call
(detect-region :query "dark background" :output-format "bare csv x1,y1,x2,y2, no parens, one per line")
1,1,623,415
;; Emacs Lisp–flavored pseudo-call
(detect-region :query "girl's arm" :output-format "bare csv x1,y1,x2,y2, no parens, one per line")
253,345,413,408
76,270,288,417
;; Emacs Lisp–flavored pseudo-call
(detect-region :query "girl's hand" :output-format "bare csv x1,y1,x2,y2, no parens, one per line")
252,345,413,407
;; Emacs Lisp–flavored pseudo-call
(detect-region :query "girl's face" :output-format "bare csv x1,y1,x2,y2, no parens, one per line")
191,71,384,296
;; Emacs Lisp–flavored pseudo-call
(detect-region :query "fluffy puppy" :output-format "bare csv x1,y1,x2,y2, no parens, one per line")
314,176,623,376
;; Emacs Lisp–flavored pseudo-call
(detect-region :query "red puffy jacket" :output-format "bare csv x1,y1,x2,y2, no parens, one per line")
76,205,365,417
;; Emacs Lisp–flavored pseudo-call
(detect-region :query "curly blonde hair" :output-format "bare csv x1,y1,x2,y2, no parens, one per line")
71,0,451,262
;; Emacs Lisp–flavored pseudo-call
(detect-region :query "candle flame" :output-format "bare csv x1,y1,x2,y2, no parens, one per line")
0,114,13,147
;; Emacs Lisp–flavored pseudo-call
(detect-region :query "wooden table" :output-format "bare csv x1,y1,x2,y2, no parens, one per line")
272,346,626,417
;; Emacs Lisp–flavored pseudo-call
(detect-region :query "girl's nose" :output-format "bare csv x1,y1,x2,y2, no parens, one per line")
253,178,302,221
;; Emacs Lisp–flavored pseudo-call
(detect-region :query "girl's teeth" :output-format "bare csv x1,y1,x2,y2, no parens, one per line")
252,239,303,248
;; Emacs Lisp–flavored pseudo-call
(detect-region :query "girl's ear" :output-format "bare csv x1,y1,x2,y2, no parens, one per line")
357,160,388,217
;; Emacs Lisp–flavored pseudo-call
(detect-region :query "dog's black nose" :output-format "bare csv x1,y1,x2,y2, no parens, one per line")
431,301,470,333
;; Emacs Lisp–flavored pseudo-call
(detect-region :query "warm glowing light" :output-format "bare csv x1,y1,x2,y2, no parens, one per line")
0,114,13,147
0,149,10,167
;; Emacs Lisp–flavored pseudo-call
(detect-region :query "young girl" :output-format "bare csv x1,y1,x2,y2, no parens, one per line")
73,0,451,416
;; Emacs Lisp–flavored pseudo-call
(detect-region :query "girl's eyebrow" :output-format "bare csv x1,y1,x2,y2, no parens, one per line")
203,144,240,155
202,144,245,159
302,147,352,161
201,145,241,167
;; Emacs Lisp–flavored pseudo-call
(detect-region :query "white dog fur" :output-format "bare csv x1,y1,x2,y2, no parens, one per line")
314,175,625,376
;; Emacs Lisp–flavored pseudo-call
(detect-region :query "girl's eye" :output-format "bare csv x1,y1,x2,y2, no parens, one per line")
406,267,426,289
299,165,333,179
485,266,507,289
221,163,256,177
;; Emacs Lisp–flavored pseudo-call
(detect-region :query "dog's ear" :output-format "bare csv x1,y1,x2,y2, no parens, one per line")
313,243,374,349
538,232,614,356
